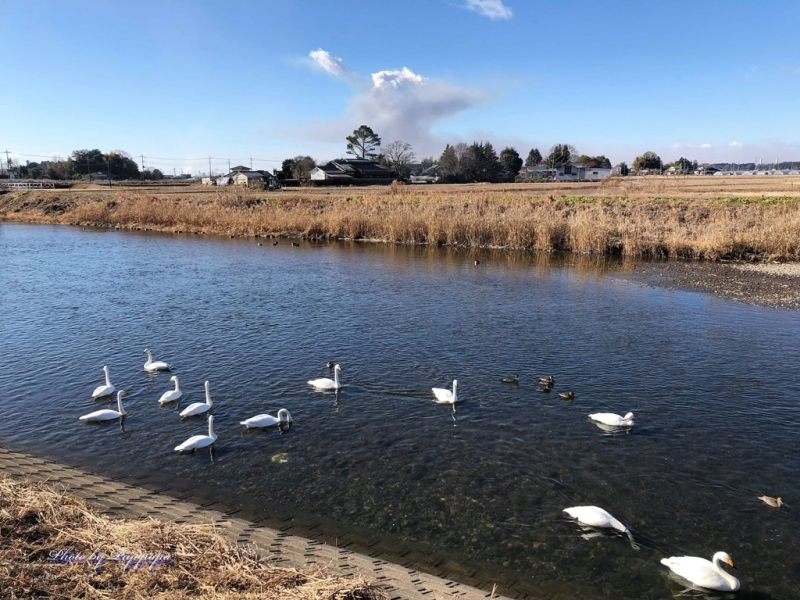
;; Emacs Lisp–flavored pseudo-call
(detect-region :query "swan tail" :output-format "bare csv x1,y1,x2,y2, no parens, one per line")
660,558,672,567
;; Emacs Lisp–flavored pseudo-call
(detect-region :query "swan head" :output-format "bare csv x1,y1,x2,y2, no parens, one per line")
453,379,458,388
334,364,342,372
713,552,736,569
143,348,149,354
623,412,634,421
103,365,109,372
326,361,334,369
169,375,177,382
117,390,128,398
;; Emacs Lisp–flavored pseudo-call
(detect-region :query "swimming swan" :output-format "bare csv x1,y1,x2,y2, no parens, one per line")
308,364,342,390
159,376,183,404
501,374,519,384
660,551,740,592
179,380,213,418
432,380,459,404
563,505,639,550
174,414,217,452
143,348,171,372
240,408,292,429
92,366,116,399
81,390,127,422
589,411,634,427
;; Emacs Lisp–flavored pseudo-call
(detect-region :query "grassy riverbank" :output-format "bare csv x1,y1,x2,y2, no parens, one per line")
0,475,384,599
2,176,800,260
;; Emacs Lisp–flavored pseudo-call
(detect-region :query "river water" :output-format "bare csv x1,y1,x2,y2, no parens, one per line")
1,223,797,599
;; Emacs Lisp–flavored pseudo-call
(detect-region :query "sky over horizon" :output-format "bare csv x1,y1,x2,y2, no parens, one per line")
3,0,800,174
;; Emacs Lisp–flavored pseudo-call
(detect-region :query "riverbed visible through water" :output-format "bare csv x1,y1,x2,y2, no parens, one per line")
1,224,797,599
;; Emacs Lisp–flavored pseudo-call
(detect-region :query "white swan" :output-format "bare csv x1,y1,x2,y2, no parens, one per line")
308,364,341,390
589,411,634,427
179,380,212,418
159,375,183,404
240,408,292,429
563,505,639,549
80,390,127,422
174,414,217,452
432,379,458,404
91,365,115,399
143,348,171,372
660,551,740,592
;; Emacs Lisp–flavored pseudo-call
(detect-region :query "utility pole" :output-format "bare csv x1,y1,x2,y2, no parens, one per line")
208,156,212,177
228,159,231,173
250,157,253,170
4,150,9,178
141,154,146,180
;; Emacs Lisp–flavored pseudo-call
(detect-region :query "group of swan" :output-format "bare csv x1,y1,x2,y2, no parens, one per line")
81,354,296,454
564,505,739,591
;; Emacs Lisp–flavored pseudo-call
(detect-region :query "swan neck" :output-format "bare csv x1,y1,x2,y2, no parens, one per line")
117,393,125,415
712,555,737,587
452,381,457,403
174,378,180,391
104,367,111,386
208,418,215,438
205,383,212,406
334,369,339,387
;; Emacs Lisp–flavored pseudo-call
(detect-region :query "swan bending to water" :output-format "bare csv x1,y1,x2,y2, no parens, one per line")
308,364,341,390
179,381,213,417
563,505,639,550
81,390,127,422
589,411,634,427
432,380,459,404
143,348,171,372
500,374,519,384
92,366,115,399
159,376,183,404
660,552,740,592
240,409,292,429
174,415,217,452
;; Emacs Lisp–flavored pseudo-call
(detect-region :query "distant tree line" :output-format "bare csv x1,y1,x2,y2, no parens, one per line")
1,148,164,181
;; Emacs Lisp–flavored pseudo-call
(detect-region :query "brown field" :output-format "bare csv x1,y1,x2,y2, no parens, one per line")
2,175,800,260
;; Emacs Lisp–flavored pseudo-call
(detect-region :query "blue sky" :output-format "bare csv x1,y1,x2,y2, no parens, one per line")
3,0,799,174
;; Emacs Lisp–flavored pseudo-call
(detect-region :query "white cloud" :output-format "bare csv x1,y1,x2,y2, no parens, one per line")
462,0,513,20
297,48,481,156
671,143,682,149
728,140,744,147
309,49,349,77
700,143,712,149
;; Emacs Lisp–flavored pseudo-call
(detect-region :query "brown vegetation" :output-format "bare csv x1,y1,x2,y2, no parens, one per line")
2,176,800,260
0,475,385,600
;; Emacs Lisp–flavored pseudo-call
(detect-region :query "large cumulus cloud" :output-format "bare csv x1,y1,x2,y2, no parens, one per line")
306,49,480,156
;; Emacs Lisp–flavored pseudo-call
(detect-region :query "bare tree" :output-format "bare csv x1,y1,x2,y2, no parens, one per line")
291,156,316,181
381,141,416,178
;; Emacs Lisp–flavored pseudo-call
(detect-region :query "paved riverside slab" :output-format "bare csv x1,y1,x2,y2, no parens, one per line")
0,445,516,600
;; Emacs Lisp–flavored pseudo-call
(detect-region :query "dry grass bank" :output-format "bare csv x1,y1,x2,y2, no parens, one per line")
2,176,800,260
0,475,385,600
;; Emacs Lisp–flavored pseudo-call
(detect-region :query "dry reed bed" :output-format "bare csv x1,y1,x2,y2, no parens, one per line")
0,475,385,600
2,183,800,260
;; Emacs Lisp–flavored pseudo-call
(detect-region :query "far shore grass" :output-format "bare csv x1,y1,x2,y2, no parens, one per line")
0,474,385,600
2,175,800,261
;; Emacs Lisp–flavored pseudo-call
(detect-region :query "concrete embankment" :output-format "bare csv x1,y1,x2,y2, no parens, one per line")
0,445,512,600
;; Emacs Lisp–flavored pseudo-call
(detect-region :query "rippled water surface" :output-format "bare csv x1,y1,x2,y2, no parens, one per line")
1,224,798,598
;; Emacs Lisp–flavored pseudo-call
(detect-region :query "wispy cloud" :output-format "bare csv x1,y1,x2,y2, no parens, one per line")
670,143,682,149
300,48,481,156
700,143,712,149
728,140,744,148
462,0,513,20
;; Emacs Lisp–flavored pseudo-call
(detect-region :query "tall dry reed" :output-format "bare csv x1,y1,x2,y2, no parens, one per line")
2,183,800,260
